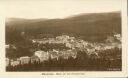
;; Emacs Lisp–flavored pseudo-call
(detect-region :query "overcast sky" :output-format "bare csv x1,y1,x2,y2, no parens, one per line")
3,0,121,19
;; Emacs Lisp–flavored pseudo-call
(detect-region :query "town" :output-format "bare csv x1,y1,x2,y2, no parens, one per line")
6,34,121,71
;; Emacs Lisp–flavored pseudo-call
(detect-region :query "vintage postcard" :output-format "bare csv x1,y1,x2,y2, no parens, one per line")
0,0,127,78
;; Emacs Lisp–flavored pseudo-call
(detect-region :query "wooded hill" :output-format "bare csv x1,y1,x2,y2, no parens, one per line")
6,11,121,43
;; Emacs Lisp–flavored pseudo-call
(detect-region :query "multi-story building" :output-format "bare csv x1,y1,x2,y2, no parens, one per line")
35,50,50,62
20,56,30,65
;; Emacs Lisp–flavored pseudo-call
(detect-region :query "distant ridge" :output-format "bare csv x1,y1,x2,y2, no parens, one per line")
6,11,121,43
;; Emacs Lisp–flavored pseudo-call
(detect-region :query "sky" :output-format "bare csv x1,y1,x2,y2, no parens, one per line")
3,0,122,19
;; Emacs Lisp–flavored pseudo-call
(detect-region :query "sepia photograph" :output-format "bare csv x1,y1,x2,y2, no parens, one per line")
4,0,122,72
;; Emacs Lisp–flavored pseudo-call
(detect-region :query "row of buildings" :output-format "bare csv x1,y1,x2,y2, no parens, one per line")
6,49,77,67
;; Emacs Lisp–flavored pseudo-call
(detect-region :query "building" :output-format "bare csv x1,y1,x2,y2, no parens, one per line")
20,56,30,65
35,50,50,62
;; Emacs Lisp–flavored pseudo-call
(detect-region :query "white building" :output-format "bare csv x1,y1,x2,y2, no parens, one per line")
35,51,50,62
20,56,30,65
